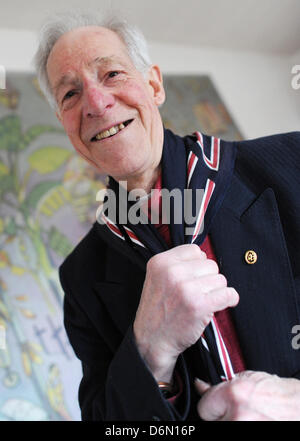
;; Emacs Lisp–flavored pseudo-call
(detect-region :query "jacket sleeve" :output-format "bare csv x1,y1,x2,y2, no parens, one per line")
61,265,190,421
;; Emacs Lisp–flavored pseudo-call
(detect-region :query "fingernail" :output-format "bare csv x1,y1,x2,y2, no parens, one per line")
195,377,207,385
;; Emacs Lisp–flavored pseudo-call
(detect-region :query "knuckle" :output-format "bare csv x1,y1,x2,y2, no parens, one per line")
177,282,198,312
166,264,183,285
189,244,206,260
216,273,227,287
170,278,190,307
222,287,237,305
190,243,202,255
206,259,219,273
147,252,168,273
228,287,239,305
146,255,160,273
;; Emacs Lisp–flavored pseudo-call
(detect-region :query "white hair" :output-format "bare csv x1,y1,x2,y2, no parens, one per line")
33,10,152,110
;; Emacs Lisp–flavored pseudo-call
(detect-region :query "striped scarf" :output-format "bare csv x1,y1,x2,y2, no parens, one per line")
96,128,237,385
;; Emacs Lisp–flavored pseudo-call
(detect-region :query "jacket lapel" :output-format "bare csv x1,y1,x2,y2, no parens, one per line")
210,174,300,377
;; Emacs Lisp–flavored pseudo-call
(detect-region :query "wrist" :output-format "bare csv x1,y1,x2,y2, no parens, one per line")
139,345,177,383
133,326,178,382
151,359,177,383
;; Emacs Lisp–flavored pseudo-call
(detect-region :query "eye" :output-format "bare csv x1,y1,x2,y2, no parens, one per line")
107,71,120,79
63,90,77,101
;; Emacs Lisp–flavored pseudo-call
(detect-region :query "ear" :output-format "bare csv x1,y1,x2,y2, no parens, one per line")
147,65,166,106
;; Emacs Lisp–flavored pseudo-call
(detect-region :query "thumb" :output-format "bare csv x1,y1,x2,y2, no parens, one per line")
194,377,211,395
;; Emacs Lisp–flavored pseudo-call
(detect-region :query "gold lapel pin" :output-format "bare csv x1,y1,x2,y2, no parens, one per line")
245,250,257,265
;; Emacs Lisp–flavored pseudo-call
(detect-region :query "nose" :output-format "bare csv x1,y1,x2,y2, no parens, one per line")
82,85,115,118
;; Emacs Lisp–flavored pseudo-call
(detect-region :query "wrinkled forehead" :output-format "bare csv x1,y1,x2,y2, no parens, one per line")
46,26,133,86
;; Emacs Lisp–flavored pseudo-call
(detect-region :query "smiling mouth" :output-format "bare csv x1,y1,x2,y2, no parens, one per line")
90,119,134,142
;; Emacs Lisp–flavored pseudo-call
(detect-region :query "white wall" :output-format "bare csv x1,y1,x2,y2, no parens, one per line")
0,28,299,139
149,42,300,138
0,29,37,71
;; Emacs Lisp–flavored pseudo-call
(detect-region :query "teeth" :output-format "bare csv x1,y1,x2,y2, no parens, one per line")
95,122,126,140
109,126,117,136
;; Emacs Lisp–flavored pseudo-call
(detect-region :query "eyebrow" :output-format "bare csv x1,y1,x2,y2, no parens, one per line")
89,56,119,67
52,55,122,98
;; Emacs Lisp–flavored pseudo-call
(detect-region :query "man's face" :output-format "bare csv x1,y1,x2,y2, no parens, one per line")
46,26,165,186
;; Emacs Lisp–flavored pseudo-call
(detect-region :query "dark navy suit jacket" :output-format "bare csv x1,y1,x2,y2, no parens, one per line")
60,131,300,421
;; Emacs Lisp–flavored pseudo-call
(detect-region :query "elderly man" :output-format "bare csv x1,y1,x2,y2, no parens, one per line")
34,12,300,421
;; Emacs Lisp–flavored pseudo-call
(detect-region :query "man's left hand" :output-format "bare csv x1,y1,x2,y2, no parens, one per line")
195,370,300,421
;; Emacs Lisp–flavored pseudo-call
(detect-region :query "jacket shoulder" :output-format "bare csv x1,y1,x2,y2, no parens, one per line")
235,131,300,152
234,131,300,192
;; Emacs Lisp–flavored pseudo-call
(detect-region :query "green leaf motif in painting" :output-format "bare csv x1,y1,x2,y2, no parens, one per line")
21,181,61,215
0,115,22,151
28,146,72,174
0,174,15,198
19,125,65,150
0,160,9,176
48,226,74,258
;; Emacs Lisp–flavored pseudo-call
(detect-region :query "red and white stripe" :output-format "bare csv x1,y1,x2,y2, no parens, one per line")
201,335,209,351
211,316,235,381
191,179,215,243
187,151,198,188
123,226,146,248
100,211,146,249
100,211,125,241
195,131,220,171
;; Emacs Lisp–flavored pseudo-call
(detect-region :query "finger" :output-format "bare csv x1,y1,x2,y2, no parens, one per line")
197,382,228,421
147,244,206,273
234,370,256,379
172,259,221,282
192,286,239,315
170,243,207,261
195,273,227,291
194,378,211,395
209,286,239,309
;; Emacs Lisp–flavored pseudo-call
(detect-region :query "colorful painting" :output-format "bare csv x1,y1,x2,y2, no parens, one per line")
160,75,243,141
0,73,242,421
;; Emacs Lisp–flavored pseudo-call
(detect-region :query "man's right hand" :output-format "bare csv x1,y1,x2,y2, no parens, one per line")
133,244,239,383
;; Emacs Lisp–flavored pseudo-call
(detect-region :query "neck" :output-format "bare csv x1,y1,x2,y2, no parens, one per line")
114,123,164,194
120,164,161,195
